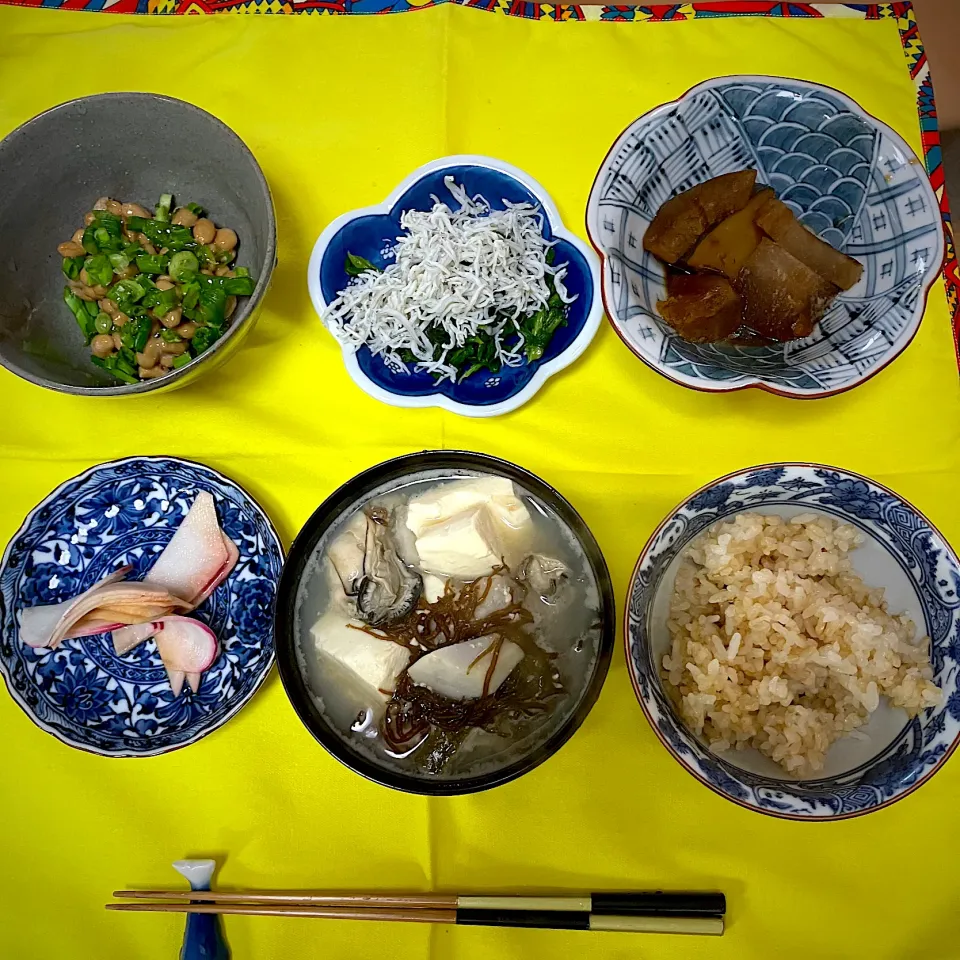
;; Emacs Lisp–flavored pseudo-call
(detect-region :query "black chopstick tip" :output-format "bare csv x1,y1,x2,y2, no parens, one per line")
591,891,726,918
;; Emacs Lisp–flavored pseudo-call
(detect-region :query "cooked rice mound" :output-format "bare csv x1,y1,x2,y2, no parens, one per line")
662,512,941,776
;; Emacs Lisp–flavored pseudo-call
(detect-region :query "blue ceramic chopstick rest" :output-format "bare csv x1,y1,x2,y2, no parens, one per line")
173,859,230,960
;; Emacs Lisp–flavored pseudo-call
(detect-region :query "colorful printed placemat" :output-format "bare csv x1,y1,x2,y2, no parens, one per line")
0,0,955,370
1,5,959,960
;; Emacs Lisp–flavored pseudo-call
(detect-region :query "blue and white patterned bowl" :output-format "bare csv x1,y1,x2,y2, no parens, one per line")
626,463,960,819
308,155,603,417
0,456,283,757
587,77,944,398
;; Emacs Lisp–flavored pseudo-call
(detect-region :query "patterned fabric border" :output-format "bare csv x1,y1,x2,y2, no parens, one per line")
3,0,955,367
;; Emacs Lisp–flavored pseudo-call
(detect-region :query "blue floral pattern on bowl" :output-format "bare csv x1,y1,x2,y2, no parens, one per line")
625,464,960,819
309,155,603,417
587,77,944,398
0,456,283,757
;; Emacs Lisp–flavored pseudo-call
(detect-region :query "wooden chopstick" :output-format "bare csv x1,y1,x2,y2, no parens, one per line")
105,901,723,935
113,890,458,909
112,890,725,918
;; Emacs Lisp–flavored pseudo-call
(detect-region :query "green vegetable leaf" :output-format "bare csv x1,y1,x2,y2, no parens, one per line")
135,253,170,275
155,193,173,223
172,353,192,369
108,252,131,273
84,254,115,288
344,253,379,277
127,217,195,252
221,275,255,297
117,347,138,374
181,282,201,313
195,277,227,328
81,225,101,256
168,251,199,283
520,301,567,363
146,287,178,319
185,203,204,217
132,314,152,352
196,245,219,267
91,355,139,385
109,277,148,311
64,287,97,343
191,325,218,354
62,256,84,281
92,210,123,233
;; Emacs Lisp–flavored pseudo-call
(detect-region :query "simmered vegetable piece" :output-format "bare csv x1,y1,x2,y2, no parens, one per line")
755,196,864,291
643,170,758,264
657,273,743,343
735,238,838,341
687,189,774,279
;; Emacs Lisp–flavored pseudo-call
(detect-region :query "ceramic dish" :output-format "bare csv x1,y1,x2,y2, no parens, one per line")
626,463,960,820
586,76,944,398
0,456,283,756
274,450,615,794
308,156,603,417
0,93,276,396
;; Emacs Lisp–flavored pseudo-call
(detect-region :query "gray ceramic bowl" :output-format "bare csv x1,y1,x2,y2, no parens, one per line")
0,93,276,396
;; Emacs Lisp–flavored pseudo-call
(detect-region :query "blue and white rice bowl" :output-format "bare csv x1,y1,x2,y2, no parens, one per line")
625,463,960,819
587,76,945,398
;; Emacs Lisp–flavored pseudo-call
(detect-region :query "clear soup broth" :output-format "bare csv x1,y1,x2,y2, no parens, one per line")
293,469,602,781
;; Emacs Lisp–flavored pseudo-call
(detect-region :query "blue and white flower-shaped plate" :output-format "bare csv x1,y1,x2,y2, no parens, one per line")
587,77,945,398
308,155,603,417
0,456,283,757
626,463,960,820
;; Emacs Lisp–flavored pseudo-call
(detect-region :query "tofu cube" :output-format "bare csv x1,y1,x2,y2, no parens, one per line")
311,613,410,699
407,636,524,700
414,506,502,579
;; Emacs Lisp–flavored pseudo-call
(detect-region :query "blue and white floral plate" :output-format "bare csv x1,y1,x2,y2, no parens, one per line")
626,463,960,820
587,76,944,398
308,155,603,417
0,456,283,757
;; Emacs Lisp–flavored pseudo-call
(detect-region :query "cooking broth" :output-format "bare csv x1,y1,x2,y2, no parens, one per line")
293,469,601,781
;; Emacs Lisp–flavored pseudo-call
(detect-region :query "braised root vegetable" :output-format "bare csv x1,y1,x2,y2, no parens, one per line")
755,196,864,291
643,170,758,264
735,238,838,341
657,273,743,343
687,189,774,279
647,170,862,343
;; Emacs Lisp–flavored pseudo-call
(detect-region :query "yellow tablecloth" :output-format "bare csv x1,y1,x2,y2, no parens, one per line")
1,6,958,959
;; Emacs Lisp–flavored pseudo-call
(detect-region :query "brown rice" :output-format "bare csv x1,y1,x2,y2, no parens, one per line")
662,512,941,776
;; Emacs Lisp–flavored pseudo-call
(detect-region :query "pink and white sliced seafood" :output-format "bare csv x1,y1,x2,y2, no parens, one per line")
19,567,190,649
20,491,238,695
143,492,238,607
116,616,220,696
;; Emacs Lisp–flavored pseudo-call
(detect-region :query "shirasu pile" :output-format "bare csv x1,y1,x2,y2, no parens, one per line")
323,177,577,383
